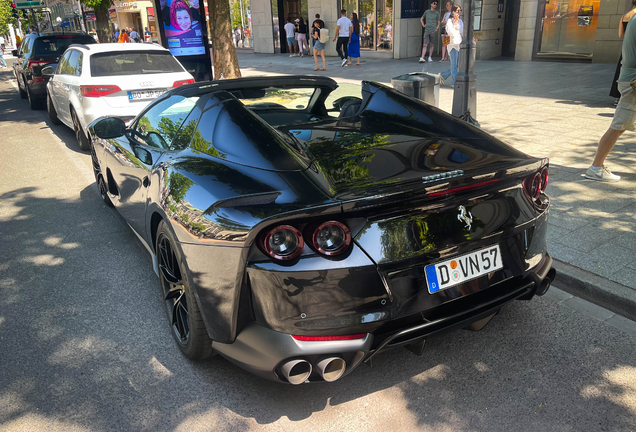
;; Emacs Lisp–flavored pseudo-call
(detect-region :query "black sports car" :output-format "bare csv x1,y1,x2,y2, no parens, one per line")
89,75,555,385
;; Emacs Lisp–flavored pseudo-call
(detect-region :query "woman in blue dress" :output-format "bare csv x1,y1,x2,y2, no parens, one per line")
347,12,361,66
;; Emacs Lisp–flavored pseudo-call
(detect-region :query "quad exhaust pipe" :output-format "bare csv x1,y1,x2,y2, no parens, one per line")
280,359,312,385
316,357,346,382
280,357,347,384
536,268,557,296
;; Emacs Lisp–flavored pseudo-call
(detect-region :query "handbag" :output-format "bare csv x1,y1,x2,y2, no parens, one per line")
442,34,450,46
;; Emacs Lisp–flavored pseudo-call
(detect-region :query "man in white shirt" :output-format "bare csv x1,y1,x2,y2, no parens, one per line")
283,18,298,56
333,9,352,67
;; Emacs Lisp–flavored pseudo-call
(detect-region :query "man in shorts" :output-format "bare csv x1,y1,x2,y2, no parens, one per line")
284,18,297,57
586,16,636,182
420,1,440,63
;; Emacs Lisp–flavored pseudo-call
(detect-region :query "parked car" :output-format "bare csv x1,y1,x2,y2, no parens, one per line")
89,76,555,384
44,43,194,151
12,32,97,110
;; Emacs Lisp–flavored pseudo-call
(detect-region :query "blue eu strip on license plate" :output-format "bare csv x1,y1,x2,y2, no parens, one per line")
425,244,503,294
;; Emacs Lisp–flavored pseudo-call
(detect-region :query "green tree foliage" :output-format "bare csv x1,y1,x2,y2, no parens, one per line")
79,0,112,45
0,0,29,36
229,0,249,28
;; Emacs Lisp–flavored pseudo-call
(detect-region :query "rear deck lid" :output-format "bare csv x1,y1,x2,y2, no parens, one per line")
88,50,193,108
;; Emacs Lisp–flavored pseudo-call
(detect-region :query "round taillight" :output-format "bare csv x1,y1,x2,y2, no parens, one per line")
539,166,549,192
264,225,303,260
313,221,351,256
530,172,541,200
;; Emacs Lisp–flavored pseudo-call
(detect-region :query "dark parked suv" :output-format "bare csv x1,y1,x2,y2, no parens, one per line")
13,32,96,110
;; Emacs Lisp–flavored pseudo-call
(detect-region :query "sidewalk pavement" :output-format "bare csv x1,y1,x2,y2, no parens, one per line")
238,52,636,320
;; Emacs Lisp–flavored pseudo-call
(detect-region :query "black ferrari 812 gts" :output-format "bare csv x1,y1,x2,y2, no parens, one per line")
89,75,555,384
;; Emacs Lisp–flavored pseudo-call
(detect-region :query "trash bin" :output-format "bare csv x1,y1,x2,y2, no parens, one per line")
391,72,440,107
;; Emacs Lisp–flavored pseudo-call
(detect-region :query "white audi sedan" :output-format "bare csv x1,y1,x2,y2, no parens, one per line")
44,43,194,151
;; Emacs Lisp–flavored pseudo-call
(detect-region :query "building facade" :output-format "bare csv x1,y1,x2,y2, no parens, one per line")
249,0,631,63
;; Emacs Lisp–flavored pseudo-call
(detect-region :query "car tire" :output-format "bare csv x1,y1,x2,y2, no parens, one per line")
47,92,61,125
156,220,214,360
97,175,114,207
71,109,91,151
26,84,44,110
18,76,27,99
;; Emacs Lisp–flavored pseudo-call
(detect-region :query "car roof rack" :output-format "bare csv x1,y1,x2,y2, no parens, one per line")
68,44,91,50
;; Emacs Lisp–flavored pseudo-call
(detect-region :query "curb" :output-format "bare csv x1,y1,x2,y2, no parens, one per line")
552,259,636,322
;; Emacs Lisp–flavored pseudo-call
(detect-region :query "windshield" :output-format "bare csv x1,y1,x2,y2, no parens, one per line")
34,35,96,56
90,51,184,77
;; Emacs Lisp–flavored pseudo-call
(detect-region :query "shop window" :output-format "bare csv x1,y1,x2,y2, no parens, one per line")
340,0,393,51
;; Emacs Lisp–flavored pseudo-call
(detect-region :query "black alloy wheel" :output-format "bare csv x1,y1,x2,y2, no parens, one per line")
26,84,43,110
18,75,27,99
156,221,213,360
71,109,91,151
97,176,114,207
47,92,61,125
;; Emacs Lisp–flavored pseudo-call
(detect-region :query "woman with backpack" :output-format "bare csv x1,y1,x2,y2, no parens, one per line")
312,20,326,71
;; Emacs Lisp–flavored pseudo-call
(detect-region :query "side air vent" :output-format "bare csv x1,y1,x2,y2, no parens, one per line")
208,192,281,211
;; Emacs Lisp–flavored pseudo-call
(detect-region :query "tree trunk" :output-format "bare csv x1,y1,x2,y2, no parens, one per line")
208,0,241,79
94,7,110,44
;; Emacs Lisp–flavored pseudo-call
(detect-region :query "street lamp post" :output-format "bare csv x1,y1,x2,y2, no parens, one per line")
451,0,479,127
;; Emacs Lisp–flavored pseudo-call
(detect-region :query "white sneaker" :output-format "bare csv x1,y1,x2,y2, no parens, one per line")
585,165,621,182
428,57,433,62
341,58,347,67
419,57,426,63
289,54,294,57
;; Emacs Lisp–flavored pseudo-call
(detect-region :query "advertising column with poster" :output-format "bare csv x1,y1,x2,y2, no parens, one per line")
155,0,212,81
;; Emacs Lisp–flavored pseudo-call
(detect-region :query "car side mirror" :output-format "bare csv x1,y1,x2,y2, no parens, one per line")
41,65,56,77
92,117,127,139
11,50,18,56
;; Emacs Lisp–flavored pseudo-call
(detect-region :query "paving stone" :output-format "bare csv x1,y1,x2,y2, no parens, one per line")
542,287,574,303
570,244,634,278
605,313,636,336
561,296,616,321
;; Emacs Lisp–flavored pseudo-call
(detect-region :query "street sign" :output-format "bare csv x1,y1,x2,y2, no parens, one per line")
38,21,51,32
15,0,45,8
62,4,73,16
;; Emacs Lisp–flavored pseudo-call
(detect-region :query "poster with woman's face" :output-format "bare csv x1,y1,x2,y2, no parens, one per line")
163,0,205,56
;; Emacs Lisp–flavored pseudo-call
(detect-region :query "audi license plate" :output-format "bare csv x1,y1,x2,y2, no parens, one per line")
128,89,166,101
425,245,502,294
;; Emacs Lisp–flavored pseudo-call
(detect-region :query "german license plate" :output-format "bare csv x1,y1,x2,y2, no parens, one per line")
128,89,166,101
425,245,502,294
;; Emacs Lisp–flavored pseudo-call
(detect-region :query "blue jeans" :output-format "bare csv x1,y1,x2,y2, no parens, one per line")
440,48,458,86
0,54,6,68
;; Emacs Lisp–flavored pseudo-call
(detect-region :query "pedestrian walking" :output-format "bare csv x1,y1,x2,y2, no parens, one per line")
0,45,7,69
420,0,440,63
333,9,352,67
440,1,453,61
312,20,326,71
312,13,324,29
347,12,361,66
297,17,308,57
284,18,297,56
234,27,241,47
439,5,462,86
587,16,636,182
129,27,140,43
144,27,151,42
119,29,129,43
610,0,636,106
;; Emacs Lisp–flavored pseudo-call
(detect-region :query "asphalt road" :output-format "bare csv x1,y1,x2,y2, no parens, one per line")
1,66,635,432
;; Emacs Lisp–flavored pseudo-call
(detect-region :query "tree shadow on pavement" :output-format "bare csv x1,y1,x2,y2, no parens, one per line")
0,69,89,155
1,186,636,431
